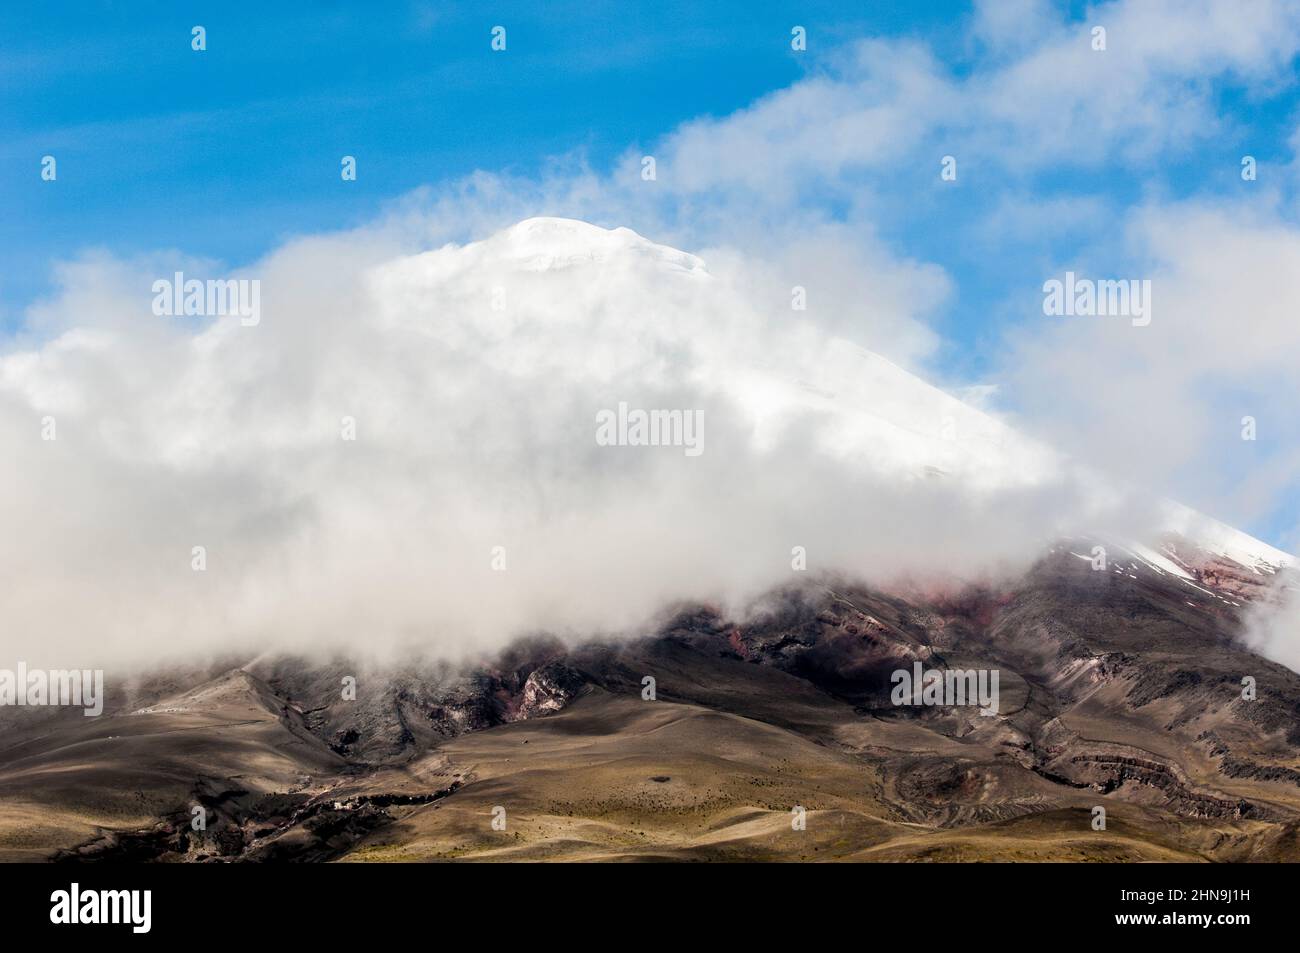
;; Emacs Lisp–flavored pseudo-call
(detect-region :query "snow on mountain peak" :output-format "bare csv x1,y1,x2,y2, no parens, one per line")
474,216,708,276
375,217,1294,576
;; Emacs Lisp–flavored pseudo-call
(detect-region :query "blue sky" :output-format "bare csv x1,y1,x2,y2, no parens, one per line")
5,0,1300,550
2,1,961,326
6,2,1298,354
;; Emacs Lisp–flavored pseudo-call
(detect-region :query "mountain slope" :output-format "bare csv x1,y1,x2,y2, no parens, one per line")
3,538,1299,862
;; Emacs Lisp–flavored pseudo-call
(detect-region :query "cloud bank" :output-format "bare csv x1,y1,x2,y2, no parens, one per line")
2,216,1120,667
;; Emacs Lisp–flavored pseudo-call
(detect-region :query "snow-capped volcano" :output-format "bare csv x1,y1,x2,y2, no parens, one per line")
380,217,1290,574
379,216,1062,487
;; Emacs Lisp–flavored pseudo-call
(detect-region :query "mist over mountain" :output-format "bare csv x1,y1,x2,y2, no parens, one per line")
8,215,1243,669
4,530,1299,863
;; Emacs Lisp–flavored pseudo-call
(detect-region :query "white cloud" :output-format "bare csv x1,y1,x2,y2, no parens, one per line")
1003,198,1300,541
0,218,1113,667
1244,574,1300,671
